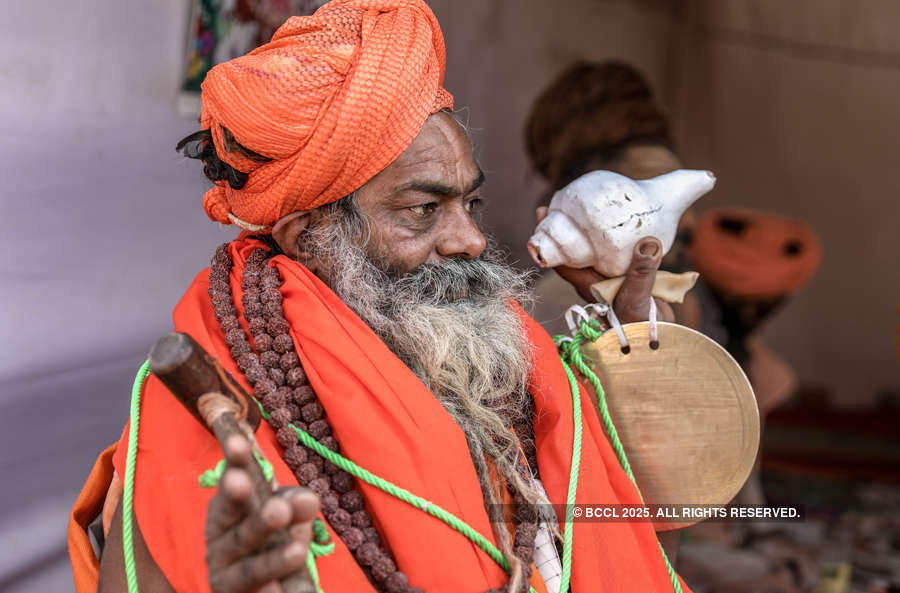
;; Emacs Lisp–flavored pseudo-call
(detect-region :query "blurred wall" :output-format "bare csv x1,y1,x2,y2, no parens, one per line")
0,1,230,387
668,0,900,407
0,1,229,591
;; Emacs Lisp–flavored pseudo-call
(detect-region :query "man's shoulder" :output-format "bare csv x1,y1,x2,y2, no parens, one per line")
170,267,215,324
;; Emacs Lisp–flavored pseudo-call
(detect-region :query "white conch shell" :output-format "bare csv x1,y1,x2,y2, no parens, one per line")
528,169,716,277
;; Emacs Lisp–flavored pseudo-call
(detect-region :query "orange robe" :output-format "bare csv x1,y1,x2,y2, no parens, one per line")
71,239,690,593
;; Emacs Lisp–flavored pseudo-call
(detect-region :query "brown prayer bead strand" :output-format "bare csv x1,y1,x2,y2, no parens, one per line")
508,398,540,591
510,493,538,592
503,483,538,592
208,246,267,394
210,247,411,593
245,255,414,592
209,245,538,593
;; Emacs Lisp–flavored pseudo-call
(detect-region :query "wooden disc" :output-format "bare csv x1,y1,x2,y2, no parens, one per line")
580,322,759,530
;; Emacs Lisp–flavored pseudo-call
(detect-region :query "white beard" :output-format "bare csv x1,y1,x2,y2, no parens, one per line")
303,198,551,553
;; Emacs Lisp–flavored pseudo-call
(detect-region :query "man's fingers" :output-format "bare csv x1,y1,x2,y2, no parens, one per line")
222,468,254,503
614,238,663,323
210,539,308,593
206,468,255,539
210,488,318,564
285,489,320,525
223,434,253,468
549,236,676,322
554,265,605,301
209,495,293,563
289,521,313,544
255,582,285,593
206,436,257,537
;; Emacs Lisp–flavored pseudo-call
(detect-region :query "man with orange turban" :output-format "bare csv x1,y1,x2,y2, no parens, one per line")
70,2,691,592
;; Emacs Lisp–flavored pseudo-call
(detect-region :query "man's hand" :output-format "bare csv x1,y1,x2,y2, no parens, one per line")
206,435,320,593
536,206,675,323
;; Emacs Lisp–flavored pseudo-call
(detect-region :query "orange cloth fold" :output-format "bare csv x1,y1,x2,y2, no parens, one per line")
86,238,691,593
68,442,117,593
200,0,454,228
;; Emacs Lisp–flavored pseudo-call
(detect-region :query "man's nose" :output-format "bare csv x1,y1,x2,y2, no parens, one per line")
435,204,486,259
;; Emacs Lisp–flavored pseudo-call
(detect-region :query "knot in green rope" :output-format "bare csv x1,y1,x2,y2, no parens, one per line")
556,320,603,366
553,335,578,361
309,518,334,557
579,319,604,342
306,518,335,593
198,452,275,488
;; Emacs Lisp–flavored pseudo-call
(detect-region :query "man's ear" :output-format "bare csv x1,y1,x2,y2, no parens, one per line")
271,210,321,272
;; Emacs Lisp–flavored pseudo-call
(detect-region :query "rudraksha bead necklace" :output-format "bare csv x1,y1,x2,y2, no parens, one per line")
208,243,539,593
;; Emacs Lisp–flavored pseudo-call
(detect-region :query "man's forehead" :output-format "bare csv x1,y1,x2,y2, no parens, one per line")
386,113,479,186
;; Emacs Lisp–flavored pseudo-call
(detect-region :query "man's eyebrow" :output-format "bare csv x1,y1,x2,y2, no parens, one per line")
395,168,485,198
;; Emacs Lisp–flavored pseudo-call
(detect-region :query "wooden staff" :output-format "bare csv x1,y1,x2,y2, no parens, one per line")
149,332,315,593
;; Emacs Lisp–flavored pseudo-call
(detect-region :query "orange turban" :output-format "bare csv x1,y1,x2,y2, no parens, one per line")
199,0,454,230
689,207,822,300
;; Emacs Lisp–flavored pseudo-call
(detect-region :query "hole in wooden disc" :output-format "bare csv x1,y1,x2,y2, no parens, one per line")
649,340,660,350
620,345,631,355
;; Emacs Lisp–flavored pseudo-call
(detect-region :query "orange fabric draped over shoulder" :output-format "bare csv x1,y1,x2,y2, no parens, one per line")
199,0,454,229
99,238,690,593
68,442,117,593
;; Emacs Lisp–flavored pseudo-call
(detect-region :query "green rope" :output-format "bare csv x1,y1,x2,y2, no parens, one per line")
123,347,590,593
557,360,583,593
306,518,335,593
198,453,275,488
252,398,553,593
198,459,227,488
123,361,151,593
557,321,683,593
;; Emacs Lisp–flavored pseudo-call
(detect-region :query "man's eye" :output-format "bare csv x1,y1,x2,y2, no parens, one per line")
465,197,483,213
409,203,437,216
